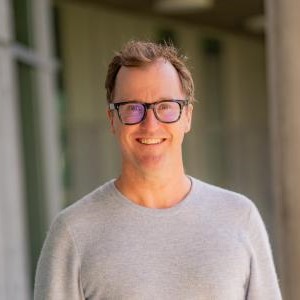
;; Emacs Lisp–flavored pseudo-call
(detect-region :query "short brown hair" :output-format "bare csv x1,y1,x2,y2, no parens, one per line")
105,40,195,103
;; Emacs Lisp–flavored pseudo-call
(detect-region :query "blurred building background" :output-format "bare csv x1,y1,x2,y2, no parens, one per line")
1,0,299,299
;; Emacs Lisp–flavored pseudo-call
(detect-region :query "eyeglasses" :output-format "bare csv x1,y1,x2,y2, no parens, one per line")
109,99,189,125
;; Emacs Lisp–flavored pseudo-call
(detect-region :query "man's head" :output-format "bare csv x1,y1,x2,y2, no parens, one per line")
105,40,194,174
105,40,195,103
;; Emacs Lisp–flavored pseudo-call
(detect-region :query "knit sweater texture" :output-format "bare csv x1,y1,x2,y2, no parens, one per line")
34,177,282,299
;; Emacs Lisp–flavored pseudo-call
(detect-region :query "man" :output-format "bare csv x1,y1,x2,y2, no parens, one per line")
34,40,282,299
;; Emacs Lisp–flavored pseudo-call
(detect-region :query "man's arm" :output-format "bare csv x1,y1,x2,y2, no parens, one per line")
34,215,84,300
245,203,282,299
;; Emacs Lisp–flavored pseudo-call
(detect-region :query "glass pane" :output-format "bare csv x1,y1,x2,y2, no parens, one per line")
16,61,46,288
157,29,178,47
12,0,33,46
201,38,227,185
53,5,70,206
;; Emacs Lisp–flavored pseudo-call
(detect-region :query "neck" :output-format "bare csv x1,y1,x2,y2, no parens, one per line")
115,164,191,209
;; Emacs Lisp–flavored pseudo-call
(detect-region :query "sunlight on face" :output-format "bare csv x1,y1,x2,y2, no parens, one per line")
109,59,193,174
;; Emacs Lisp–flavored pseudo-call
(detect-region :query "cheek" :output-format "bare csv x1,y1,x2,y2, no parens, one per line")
172,124,187,144
115,127,134,147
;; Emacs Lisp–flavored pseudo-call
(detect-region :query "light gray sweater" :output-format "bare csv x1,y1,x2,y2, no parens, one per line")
34,177,282,299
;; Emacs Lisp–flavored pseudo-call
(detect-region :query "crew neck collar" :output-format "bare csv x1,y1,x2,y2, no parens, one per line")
109,176,198,217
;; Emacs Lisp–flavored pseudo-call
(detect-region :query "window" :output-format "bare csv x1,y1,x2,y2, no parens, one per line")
11,0,62,290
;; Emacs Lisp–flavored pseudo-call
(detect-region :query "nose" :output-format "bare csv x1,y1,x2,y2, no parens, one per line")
140,107,160,129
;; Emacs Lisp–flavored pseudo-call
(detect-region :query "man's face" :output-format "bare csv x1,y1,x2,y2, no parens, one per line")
108,58,193,173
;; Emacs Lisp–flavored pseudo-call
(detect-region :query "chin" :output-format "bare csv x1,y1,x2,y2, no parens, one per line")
136,154,166,170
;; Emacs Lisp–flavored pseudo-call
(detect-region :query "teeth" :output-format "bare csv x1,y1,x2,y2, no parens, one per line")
139,138,163,145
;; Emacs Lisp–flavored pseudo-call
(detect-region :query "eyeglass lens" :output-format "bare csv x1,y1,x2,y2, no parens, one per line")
118,101,181,124
119,103,144,124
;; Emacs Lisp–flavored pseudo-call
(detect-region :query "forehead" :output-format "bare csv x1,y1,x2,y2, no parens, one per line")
113,59,184,100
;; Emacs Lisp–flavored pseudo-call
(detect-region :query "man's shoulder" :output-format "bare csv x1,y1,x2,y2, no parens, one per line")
189,177,261,231
190,176,255,215
52,179,116,228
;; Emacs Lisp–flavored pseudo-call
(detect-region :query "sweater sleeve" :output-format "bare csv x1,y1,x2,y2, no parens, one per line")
34,215,84,300
245,202,282,300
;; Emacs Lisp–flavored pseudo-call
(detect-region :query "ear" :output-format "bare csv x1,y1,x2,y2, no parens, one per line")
184,104,193,133
107,109,116,134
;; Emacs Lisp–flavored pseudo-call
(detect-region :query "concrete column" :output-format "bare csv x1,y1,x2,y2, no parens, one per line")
265,0,300,299
0,0,30,299
31,0,63,224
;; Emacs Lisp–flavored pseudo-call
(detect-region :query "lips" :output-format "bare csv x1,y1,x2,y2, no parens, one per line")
137,138,166,145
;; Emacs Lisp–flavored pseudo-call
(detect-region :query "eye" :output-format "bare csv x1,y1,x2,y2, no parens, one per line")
157,102,173,110
124,104,143,112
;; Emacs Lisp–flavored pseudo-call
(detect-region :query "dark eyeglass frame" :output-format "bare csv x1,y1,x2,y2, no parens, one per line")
108,99,190,125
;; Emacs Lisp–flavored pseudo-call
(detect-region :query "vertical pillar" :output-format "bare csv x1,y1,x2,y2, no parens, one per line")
31,0,62,223
0,0,30,299
265,0,300,299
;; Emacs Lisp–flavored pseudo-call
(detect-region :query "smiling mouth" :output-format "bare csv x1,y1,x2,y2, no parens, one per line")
137,138,166,145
